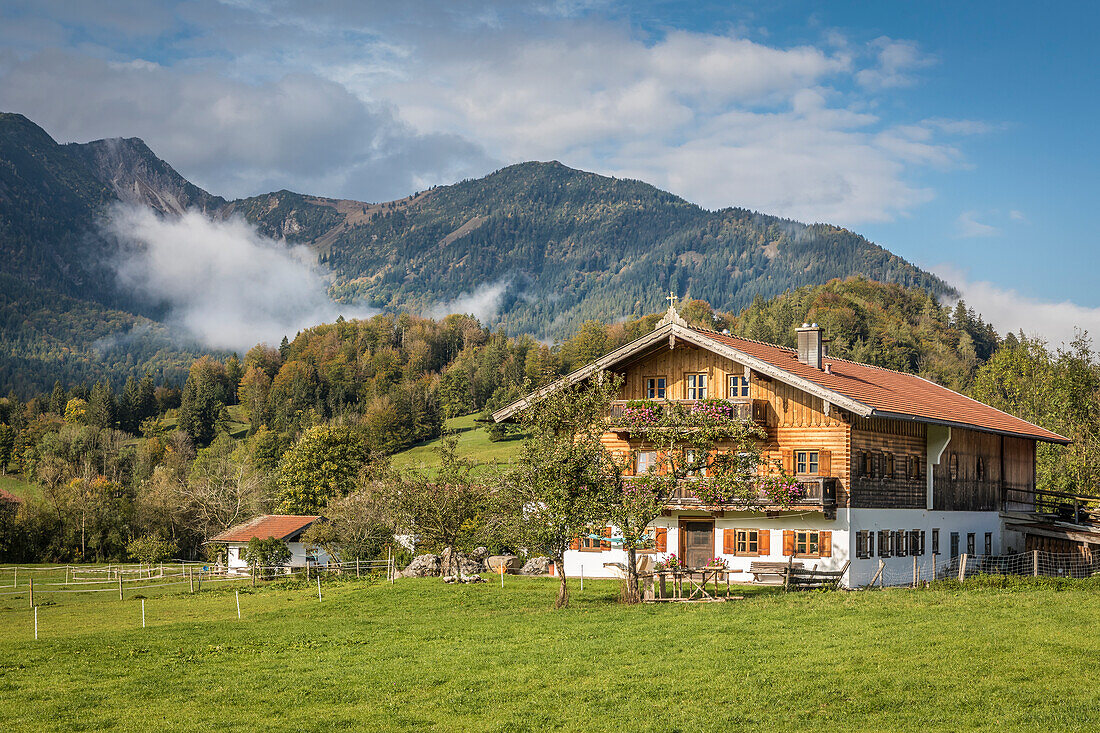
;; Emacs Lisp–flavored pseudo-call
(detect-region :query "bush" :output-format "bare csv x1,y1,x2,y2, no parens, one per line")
243,536,292,579
126,534,177,564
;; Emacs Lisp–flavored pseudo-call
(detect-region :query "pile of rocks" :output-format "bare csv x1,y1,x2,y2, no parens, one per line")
521,557,552,575
400,547,490,578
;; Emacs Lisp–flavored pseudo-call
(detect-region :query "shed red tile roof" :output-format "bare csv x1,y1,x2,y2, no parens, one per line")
209,515,320,543
0,488,22,504
692,327,1068,444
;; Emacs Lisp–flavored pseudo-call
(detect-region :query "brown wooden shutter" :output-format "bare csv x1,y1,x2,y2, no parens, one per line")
820,530,832,557
757,529,770,556
723,528,736,554
569,537,580,551
781,448,794,474
818,449,831,477
782,530,795,556
601,527,612,550
655,527,667,552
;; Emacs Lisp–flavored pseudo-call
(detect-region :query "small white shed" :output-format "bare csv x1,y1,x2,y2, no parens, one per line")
208,515,329,573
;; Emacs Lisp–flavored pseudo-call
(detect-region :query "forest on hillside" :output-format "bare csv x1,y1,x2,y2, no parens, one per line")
0,277,1096,563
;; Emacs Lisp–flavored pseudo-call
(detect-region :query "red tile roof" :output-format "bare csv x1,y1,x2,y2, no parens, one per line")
209,515,320,543
0,488,22,504
691,327,1069,444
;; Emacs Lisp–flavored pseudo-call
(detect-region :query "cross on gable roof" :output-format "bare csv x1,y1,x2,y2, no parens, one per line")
492,321,1069,444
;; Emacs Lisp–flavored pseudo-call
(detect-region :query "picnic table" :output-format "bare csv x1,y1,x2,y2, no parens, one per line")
643,566,745,602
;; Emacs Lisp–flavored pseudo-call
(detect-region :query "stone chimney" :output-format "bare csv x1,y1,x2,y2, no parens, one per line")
796,323,824,369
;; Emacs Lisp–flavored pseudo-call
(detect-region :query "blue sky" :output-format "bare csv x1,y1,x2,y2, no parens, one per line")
0,0,1096,341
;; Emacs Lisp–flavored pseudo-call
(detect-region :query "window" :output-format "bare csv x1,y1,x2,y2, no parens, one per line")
580,532,603,551
862,451,873,478
636,451,657,475
856,530,876,559
795,450,819,475
686,373,708,399
949,453,959,480
639,527,656,553
931,528,940,555
684,449,706,477
645,377,666,399
894,530,907,557
966,532,975,555
984,532,992,555
976,456,985,481
885,453,895,479
878,529,892,558
735,529,759,556
909,455,921,479
728,374,750,398
909,530,924,556
950,532,960,557
794,530,820,557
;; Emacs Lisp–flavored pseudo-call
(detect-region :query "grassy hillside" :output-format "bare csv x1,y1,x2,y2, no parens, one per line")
0,574,1097,730
0,474,38,501
390,413,524,476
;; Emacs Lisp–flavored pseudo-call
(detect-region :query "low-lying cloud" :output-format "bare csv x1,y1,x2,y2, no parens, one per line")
936,264,1100,348
106,204,375,353
428,279,510,323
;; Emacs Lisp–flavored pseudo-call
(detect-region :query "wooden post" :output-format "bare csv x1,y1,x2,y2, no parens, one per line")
931,554,937,583
958,553,968,583
356,558,360,578
13,566,16,589
1033,549,1040,577
28,577,33,608
142,599,146,629
251,566,256,587
189,568,194,593
119,575,124,601
306,560,311,582
912,556,918,588
500,561,505,588
235,590,241,620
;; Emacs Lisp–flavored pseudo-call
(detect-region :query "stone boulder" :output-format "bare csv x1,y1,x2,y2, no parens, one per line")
441,547,486,576
400,553,441,577
486,555,523,574
521,556,552,576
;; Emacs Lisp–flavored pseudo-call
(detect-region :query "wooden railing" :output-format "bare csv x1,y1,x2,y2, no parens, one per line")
608,398,757,422
1003,486,1100,527
650,476,838,518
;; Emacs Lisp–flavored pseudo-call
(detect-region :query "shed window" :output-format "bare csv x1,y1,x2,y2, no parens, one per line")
885,453,895,479
856,530,876,559
984,532,992,555
728,374,750,398
862,451,873,478
950,532,960,557
878,529,892,558
976,456,985,481
966,532,976,555
795,451,819,475
893,530,907,557
931,528,940,555
909,530,925,556
686,373,708,400
909,455,921,479
949,453,959,480
646,377,666,399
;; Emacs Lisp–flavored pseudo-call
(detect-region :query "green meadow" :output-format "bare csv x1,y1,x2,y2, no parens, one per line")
0,571,1098,731
390,414,524,476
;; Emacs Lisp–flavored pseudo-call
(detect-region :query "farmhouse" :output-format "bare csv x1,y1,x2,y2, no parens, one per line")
208,515,329,573
493,304,1090,587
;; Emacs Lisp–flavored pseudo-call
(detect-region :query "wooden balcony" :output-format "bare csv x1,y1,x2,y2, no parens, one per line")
638,476,839,519
608,399,764,432
1003,486,1100,527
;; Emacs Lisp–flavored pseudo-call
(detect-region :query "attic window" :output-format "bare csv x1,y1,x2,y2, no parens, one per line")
727,374,749,398
976,456,985,481
949,454,959,481
686,373,707,400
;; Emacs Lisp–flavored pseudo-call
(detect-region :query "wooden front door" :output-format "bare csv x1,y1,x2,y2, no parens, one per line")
680,520,714,569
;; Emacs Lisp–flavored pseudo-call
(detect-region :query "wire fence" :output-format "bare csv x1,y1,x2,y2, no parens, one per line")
850,549,1100,588
0,556,396,606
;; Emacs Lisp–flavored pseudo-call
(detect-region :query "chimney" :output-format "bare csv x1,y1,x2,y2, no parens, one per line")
796,323,824,369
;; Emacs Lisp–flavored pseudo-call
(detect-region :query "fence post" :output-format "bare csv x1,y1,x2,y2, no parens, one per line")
912,556,918,588
119,575,124,601
356,558,361,578
189,568,194,593
1033,549,1039,577
235,590,241,620
28,578,33,608
317,575,322,603
34,605,38,641
306,560,310,582
958,554,968,583
142,599,146,629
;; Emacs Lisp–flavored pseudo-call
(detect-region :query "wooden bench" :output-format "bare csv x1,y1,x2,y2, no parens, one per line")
749,560,804,583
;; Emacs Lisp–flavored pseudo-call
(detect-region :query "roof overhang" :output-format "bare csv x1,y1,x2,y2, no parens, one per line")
492,323,873,422
870,410,1071,445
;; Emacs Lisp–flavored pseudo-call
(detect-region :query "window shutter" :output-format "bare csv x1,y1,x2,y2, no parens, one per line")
820,531,832,557
570,537,580,551
758,529,770,556
655,527,667,552
782,530,795,556
602,527,612,550
818,449,831,476
723,528,736,554
855,530,865,559
781,448,794,473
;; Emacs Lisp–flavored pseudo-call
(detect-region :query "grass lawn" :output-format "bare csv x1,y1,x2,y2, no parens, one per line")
391,413,524,476
0,473,40,501
0,572,1098,731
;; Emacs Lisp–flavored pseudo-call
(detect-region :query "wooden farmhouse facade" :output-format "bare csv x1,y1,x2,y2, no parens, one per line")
493,306,1076,587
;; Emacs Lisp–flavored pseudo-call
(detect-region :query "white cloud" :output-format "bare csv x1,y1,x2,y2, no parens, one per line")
956,210,999,238
428,279,510,323
105,204,376,352
1009,209,1026,221
936,265,1100,347
856,37,936,90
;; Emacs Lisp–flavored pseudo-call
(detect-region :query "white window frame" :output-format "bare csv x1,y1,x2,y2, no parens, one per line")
686,373,708,400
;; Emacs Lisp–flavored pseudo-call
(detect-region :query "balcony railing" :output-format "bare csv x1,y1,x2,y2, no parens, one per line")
629,476,838,518
608,399,761,426
1003,486,1100,527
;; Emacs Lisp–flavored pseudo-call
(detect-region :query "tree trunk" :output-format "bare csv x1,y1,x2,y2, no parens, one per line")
555,552,569,608
623,546,640,604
